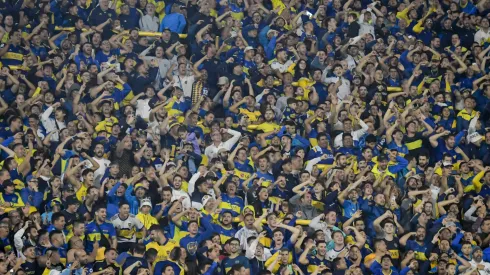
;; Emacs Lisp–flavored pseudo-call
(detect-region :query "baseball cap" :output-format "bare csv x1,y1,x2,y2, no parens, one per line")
244,46,255,52
63,185,75,192
202,195,212,207
135,183,148,191
68,83,81,94
473,246,482,254
26,175,37,182
169,121,181,129
218,148,229,154
140,198,152,209
217,76,229,86
431,55,441,61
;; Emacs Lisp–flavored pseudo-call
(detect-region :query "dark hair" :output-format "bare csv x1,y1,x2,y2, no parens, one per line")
132,243,146,255
49,229,63,241
51,212,65,223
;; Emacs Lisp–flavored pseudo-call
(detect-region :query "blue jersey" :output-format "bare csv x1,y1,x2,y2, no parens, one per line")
405,240,428,261
1,44,28,66
178,218,214,260
307,146,334,165
387,141,409,157
233,160,254,184
342,199,360,219
222,255,250,274
433,141,462,162
84,221,116,253
220,194,244,217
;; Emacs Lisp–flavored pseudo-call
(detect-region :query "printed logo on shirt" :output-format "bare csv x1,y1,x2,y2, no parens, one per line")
186,241,198,255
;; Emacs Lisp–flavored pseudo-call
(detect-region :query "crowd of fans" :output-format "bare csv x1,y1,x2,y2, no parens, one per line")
1,0,490,274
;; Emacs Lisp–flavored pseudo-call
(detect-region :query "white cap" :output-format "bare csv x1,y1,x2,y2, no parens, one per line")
468,132,483,144
217,76,229,86
140,198,152,209
244,46,255,52
202,195,212,207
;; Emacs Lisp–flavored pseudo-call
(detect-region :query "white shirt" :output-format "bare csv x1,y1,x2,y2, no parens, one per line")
110,213,144,243
136,98,151,120
235,226,258,251
91,157,111,186
475,28,490,44
345,54,360,71
204,129,242,159
358,12,376,38
173,74,195,98
309,215,336,243
40,106,66,142
171,188,191,210
470,260,490,275
323,75,351,100
271,60,294,73
333,119,369,148
35,128,45,140
326,246,346,261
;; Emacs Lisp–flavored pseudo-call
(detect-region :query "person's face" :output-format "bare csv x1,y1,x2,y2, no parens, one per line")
54,216,66,229
333,232,344,244
375,193,385,205
0,261,7,274
229,241,240,253
348,189,358,201
172,175,184,190
343,136,353,147
101,40,111,52
446,136,455,148
461,244,472,256
279,251,289,264
474,249,483,262
381,257,391,269
258,187,269,200
83,43,92,55
159,190,171,204
343,120,353,132
99,0,109,8
481,220,490,233
244,215,254,227
326,211,336,224
378,159,388,170
384,222,394,234
422,202,432,214
97,208,107,221
226,182,237,194
318,135,328,148
119,204,130,216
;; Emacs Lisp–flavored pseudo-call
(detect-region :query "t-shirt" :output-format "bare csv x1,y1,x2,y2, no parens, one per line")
85,221,116,252
110,214,144,243
222,255,250,274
